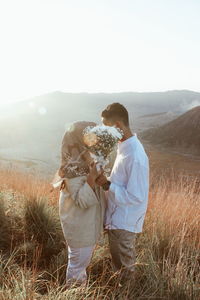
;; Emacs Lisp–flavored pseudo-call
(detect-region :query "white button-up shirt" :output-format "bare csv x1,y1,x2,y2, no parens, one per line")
105,134,149,233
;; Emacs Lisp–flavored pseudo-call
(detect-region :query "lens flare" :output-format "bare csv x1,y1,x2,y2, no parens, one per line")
83,132,98,147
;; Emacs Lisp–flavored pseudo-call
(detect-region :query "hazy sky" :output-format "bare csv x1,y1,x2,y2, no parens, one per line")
0,0,200,103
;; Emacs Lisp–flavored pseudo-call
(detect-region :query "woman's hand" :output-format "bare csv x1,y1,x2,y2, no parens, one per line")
87,162,102,189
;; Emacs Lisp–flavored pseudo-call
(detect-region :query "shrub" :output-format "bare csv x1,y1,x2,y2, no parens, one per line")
23,196,65,267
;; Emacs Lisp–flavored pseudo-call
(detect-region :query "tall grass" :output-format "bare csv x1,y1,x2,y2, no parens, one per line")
23,196,65,267
0,167,199,299
0,193,11,251
0,167,58,205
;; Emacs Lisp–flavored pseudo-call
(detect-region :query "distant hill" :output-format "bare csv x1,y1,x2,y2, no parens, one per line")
1,89,200,118
141,106,200,156
0,90,200,175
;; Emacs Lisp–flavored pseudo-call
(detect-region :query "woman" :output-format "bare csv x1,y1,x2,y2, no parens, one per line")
56,121,105,287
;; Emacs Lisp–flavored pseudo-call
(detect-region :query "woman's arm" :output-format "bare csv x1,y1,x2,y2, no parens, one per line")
66,176,99,209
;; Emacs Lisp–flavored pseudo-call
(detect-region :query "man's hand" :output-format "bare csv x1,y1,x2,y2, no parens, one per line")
96,173,108,186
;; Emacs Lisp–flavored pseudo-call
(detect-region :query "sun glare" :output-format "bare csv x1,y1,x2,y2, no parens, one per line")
0,0,200,104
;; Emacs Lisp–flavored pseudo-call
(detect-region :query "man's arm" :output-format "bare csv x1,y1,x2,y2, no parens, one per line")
97,159,149,206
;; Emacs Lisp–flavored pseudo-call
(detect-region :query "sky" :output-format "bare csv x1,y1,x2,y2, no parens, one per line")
0,0,200,104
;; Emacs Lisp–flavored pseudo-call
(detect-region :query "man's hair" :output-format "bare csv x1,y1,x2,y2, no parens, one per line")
101,103,129,126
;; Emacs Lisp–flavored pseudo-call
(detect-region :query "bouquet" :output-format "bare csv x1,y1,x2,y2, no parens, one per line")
83,125,123,171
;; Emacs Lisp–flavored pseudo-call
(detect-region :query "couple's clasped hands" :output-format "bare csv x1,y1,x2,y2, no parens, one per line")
87,162,108,189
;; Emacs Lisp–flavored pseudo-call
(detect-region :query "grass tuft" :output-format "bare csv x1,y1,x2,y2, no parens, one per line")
23,197,65,267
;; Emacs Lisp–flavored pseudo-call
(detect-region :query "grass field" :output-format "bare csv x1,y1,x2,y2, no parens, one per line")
0,164,199,299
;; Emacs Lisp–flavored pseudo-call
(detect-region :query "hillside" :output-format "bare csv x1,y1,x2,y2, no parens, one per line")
0,90,200,175
141,106,200,155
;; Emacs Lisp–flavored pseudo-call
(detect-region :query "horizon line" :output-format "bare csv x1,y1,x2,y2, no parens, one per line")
2,88,200,104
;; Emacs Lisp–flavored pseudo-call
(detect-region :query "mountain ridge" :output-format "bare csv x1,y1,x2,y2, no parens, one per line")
141,106,200,156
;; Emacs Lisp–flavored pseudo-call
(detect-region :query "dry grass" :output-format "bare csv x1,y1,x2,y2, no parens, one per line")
0,167,199,299
0,167,59,205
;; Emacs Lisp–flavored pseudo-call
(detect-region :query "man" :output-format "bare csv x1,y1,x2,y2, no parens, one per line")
96,103,149,284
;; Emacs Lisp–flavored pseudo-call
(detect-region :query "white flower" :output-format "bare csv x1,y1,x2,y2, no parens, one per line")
83,125,124,170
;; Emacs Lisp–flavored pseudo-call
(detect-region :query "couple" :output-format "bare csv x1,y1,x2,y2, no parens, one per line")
57,103,149,287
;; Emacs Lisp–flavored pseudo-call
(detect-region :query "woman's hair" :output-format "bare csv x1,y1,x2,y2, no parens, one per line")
60,121,96,178
101,103,129,126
